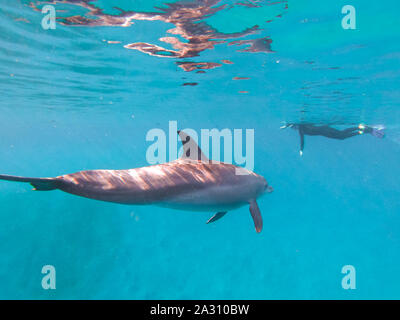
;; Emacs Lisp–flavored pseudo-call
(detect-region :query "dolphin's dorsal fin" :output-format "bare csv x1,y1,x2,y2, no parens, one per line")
177,130,209,162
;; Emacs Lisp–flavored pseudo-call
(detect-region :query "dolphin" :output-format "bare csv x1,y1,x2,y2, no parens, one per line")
0,131,273,232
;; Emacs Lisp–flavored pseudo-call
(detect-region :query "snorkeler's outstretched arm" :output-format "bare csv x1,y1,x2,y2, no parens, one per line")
299,127,304,156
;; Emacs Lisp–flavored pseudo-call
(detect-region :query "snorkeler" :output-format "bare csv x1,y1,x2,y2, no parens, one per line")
281,123,385,156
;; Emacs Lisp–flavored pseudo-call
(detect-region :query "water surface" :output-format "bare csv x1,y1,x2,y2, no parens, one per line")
0,0,399,299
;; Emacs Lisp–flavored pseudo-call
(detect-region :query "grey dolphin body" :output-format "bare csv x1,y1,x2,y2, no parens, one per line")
0,131,272,232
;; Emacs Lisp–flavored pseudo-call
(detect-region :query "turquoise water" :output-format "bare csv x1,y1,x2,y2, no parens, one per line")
1,0,400,299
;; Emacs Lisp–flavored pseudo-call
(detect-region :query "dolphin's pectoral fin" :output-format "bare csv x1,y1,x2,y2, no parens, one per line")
177,130,209,162
249,200,263,233
206,212,227,224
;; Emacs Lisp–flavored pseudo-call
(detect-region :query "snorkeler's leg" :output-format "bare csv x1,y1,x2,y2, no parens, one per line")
319,126,359,139
336,127,361,139
342,127,360,134
317,126,354,139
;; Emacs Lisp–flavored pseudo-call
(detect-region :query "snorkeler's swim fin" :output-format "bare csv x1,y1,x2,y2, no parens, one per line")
358,124,385,138
371,126,385,139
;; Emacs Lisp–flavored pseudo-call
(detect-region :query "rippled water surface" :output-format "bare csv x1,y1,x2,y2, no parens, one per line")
0,0,400,299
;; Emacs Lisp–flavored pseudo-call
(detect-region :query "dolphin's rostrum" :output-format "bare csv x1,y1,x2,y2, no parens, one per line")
0,131,273,232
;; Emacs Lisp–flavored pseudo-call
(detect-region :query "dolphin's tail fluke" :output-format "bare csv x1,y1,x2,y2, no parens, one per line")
0,174,60,191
